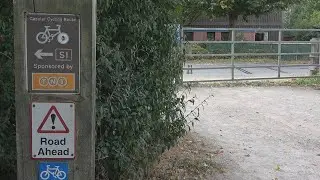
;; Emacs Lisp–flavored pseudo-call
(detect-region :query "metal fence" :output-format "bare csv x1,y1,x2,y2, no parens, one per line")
182,28,320,82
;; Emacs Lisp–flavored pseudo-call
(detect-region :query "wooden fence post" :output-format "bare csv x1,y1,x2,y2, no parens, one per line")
14,0,96,179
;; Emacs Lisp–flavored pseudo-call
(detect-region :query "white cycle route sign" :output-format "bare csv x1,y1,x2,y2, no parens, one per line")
31,103,75,159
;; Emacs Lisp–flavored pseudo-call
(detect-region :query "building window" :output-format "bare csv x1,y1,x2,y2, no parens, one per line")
255,33,264,41
184,32,193,41
221,32,230,41
207,32,215,41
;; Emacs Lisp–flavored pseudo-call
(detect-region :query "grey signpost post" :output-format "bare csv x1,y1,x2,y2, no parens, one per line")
14,1,96,179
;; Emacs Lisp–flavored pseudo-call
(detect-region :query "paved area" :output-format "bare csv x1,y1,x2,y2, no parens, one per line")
183,63,315,81
189,87,320,180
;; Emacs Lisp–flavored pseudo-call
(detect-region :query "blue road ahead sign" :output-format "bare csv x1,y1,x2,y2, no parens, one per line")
39,162,68,180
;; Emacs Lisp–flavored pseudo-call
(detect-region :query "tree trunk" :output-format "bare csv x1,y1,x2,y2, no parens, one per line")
228,13,238,40
228,14,237,28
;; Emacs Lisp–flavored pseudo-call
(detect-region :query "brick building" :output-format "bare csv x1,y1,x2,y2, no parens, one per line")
184,11,283,41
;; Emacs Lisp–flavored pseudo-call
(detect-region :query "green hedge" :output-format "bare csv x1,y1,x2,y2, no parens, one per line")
204,43,311,54
0,0,187,179
0,0,15,177
189,43,311,61
95,1,186,179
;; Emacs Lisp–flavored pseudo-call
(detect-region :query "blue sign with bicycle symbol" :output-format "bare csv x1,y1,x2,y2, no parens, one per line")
39,162,68,180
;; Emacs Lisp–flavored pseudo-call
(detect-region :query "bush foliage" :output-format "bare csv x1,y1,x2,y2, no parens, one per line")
0,0,188,179
187,43,311,61
0,0,15,176
95,0,186,179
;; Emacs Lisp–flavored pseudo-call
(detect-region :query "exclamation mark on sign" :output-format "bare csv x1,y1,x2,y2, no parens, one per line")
51,114,56,130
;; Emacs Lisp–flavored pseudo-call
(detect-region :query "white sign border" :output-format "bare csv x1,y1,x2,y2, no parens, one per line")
31,102,76,160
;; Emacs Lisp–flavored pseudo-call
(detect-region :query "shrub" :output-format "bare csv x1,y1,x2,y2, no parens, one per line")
0,0,187,179
0,0,16,176
190,44,210,54
95,1,186,179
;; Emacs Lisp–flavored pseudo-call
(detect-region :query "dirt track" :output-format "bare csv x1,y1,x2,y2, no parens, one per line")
190,87,320,180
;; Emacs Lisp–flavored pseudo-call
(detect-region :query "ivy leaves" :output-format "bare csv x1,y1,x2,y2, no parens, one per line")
95,0,186,179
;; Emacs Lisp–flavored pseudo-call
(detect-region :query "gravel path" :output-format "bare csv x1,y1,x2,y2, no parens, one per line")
190,87,320,180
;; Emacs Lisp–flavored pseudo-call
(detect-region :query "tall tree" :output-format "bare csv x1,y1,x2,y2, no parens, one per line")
285,0,320,40
180,0,298,27
286,0,320,29
175,0,208,25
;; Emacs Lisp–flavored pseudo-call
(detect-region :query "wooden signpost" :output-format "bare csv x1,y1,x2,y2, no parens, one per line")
14,0,96,179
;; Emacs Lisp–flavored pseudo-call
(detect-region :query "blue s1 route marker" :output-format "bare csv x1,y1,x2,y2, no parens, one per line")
39,162,68,180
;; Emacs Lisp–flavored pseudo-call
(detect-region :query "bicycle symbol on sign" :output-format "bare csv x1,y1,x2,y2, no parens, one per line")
40,165,67,180
36,25,69,45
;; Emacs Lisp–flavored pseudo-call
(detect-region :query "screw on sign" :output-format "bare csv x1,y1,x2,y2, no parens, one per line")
39,162,68,180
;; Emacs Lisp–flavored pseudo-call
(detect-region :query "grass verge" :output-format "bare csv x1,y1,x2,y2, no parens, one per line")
183,77,320,88
185,58,310,65
293,77,320,87
148,132,225,180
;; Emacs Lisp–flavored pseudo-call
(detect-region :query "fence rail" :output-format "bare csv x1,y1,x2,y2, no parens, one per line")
186,41,320,44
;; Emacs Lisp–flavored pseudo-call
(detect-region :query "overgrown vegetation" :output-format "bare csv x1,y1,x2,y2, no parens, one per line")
285,0,320,40
95,1,191,179
0,1,200,179
286,0,320,29
0,0,15,177
148,132,225,180
293,77,320,87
